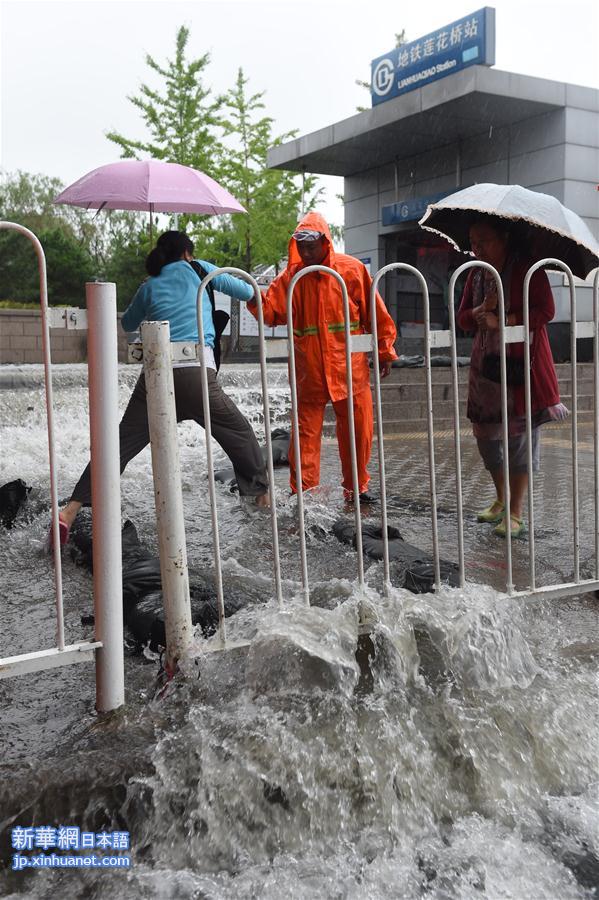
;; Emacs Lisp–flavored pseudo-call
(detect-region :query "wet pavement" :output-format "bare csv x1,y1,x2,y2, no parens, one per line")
0,363,598,899
365,417,599,596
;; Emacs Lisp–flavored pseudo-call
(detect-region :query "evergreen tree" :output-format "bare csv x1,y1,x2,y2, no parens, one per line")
0,171,93,305
104,228,152,311
104,28,328,271
0,170,145,306
209,68,320,272
0,225,95,307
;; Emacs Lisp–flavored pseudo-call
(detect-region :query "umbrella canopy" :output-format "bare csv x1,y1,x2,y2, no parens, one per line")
53,159,246,215
419,183,599,279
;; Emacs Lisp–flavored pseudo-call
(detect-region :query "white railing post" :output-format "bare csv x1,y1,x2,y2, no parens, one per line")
594,270,599,580
523,260,577,590
142,321,193,669
286,272,311,605
196,269,284,626
568,267,580,583
86,282,125,712
287,265,366,601
447,266,466,588
374,263,440,591
369,267,392,596
448,261,509,590
0,222,65,644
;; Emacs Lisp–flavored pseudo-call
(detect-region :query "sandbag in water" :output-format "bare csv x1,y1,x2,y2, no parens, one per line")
332,519,460,593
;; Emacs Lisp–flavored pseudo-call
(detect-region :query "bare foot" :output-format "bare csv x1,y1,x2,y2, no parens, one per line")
254,493,271,509
59,500,82,528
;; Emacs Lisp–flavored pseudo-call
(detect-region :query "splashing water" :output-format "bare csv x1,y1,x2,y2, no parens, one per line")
0,364,597,899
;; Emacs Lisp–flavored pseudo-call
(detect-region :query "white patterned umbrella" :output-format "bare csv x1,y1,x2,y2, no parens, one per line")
419,183,599,279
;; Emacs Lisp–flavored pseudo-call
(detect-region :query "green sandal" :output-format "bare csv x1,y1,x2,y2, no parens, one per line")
494,514,525,538
477,500,505,523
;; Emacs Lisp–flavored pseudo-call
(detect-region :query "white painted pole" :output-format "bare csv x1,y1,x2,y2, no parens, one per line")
494,266,513,594
419,272,442,591
448,265,467,589
448,261,505,589
287,265,367,597
594,270,599,580
0,223,65,645
86,282,125,712
286,270,311,605
410,265,441,591
373,264,438,591
337,270,365,590
525,260,579,584
522,266,536,592
142,321,193,669
568,270,580,583
194,291,227,643
197,268,284,609
370,266,394,596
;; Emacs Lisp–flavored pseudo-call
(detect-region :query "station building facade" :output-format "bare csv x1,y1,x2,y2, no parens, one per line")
268,65,599,355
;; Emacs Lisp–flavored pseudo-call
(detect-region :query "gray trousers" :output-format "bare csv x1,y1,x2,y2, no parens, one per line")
71,367,268,504
476,428,541,475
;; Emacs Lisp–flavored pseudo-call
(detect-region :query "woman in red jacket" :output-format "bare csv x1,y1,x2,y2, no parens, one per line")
457,216,568,538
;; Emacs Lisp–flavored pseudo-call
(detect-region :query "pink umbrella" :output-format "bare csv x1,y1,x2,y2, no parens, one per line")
53,159,246,215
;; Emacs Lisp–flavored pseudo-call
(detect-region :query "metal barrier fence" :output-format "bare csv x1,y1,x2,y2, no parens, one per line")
0,223,124,711
136,269,286,667
286,265,367,601
443,258,599,600
136,264,392,656
140,260,599,663
4,235,596,680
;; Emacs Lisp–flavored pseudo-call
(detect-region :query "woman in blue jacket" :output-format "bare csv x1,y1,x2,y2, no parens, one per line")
54,231,269,544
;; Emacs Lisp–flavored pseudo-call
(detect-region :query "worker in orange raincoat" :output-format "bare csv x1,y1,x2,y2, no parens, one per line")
247,211,398,499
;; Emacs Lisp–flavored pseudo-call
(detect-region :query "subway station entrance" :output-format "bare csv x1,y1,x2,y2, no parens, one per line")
382,228,465,336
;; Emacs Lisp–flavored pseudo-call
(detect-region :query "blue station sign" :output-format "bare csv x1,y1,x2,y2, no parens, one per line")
371,7,495,106
382,191,453,226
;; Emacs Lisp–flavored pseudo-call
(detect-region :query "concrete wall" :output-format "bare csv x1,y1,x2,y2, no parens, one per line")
0,309,130,365
343,92,599,275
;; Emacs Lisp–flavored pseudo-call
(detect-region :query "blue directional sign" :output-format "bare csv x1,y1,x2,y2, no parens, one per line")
382,191,453,226
371,8,495,106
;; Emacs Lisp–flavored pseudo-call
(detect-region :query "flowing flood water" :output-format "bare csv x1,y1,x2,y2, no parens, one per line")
0,364,598,899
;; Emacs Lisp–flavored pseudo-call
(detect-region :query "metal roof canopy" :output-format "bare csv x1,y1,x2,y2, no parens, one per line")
267,66,584,177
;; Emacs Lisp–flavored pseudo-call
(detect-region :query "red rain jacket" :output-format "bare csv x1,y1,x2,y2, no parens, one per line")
248,212,397,404
457,258,561,416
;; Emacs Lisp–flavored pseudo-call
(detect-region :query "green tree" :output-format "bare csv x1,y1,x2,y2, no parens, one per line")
0,169,146,306
0,172,95,305
106,26,224,176
207,68,321,272
104,228,152,311
0,226,95,307
103,28,335,271
0,170,64,228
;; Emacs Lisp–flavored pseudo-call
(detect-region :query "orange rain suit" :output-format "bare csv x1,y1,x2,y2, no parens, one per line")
247,212,398,494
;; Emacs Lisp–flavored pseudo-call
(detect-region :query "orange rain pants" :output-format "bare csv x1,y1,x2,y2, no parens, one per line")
289,386,374,494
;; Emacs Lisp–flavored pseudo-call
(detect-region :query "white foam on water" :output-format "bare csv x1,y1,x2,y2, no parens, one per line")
1,364,597,899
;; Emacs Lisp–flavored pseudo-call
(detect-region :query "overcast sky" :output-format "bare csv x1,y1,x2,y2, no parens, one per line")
1,0,598,227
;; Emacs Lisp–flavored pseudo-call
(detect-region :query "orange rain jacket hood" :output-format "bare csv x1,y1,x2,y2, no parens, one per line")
249,211,397,403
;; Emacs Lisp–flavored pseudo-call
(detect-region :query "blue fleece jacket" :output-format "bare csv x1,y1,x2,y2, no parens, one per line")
121,259,253,347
